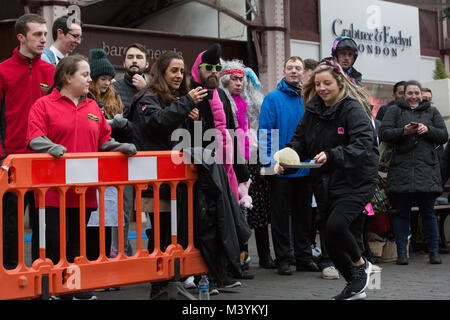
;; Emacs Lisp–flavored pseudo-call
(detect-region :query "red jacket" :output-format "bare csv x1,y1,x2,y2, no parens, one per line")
0,47,55,158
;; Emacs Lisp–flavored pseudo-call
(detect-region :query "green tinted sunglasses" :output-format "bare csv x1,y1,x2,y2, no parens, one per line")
199,63,223,72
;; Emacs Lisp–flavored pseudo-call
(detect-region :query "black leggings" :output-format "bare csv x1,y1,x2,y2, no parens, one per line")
324,194,367,283
33,207,95,264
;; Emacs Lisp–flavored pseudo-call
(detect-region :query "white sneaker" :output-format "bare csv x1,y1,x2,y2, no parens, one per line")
350,257,372,295
331,283,367,300
224,280,242,288
183,276,197,289
321,266,340,280
346,291,367,300
209,287,219,295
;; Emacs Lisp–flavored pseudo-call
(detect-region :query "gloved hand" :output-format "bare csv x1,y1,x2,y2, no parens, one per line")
238,179,253,210
29,136,67,158
100,138,137,155
48,144,67,157
107,114,128,129
115,143,137,155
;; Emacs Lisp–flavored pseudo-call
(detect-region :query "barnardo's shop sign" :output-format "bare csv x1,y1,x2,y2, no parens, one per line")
320,0,421,83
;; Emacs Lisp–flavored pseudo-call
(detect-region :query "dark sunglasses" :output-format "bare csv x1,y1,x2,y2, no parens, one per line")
199,63,223,72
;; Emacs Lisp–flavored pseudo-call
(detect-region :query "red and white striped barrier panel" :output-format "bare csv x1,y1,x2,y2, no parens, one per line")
0,151,207,300
30,154,187,186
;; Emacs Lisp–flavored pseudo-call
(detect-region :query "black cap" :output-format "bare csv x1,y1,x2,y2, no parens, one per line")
336,38,358,52
202,43,222,64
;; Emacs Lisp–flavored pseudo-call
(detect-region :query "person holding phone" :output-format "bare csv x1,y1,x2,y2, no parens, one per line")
112,43,151,258
126,51,207,298
188,43,250,203
127,51,205,254
188,43,254,290
379,80,448,266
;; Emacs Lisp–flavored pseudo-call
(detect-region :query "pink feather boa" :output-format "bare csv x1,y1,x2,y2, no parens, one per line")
232,95,249,162
209,89,239,201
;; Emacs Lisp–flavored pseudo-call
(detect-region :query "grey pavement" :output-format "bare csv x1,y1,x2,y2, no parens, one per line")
92,225,450,301
19,224,450,301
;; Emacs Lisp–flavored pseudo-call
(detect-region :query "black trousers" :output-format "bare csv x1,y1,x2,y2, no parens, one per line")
269,176,313,265
254,225,272,261
2,191,38,269
32,206,95,264
86,226,112,260
146,212,172,253
324,193,367,283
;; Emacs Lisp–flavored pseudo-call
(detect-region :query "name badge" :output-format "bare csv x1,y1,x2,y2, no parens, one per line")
40,83,49,91
87,113,99,122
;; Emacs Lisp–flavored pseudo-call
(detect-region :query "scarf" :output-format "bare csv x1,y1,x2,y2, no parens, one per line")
232,95,249,161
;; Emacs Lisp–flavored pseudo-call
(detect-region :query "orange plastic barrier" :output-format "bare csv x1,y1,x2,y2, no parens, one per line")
0,151,208,300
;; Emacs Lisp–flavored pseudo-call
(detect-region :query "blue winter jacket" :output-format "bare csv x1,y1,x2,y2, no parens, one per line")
258,78,309,178
41,48,57,66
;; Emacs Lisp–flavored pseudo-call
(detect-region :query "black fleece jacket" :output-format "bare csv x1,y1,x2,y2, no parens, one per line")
287,94,379,198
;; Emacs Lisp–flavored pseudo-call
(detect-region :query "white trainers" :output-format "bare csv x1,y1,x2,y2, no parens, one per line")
321,266,340,280
183,276,197,289
332,283,367,300
350,257,372,295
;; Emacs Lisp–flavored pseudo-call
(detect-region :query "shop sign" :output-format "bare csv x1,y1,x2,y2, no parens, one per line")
332,18,413,57
320,0,421,83
74,24,247,72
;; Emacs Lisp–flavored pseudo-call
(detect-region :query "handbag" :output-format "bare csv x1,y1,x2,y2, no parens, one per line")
369,177,391,214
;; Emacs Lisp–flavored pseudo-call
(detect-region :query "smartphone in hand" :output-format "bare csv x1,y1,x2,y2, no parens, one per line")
409,122,419,127
205,89,213,100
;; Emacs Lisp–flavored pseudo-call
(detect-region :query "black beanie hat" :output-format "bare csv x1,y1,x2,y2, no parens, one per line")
89,48,115,79
201,43,222,64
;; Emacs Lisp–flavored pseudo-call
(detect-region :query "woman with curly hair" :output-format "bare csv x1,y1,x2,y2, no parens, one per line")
219,59,276,270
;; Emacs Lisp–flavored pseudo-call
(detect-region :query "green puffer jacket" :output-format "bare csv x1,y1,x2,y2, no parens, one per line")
379,99,448,194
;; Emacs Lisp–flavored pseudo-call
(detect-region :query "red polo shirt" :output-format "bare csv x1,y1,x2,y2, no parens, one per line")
28,88,111,207
0,47,55,158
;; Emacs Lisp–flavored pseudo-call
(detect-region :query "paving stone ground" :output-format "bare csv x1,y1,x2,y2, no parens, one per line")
92,225,450,301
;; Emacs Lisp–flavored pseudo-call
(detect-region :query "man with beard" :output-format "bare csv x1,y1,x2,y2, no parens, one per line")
189,43,253,291
41,14,82,66
113,43,150,116
110,43,149,257
190,44,250,197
